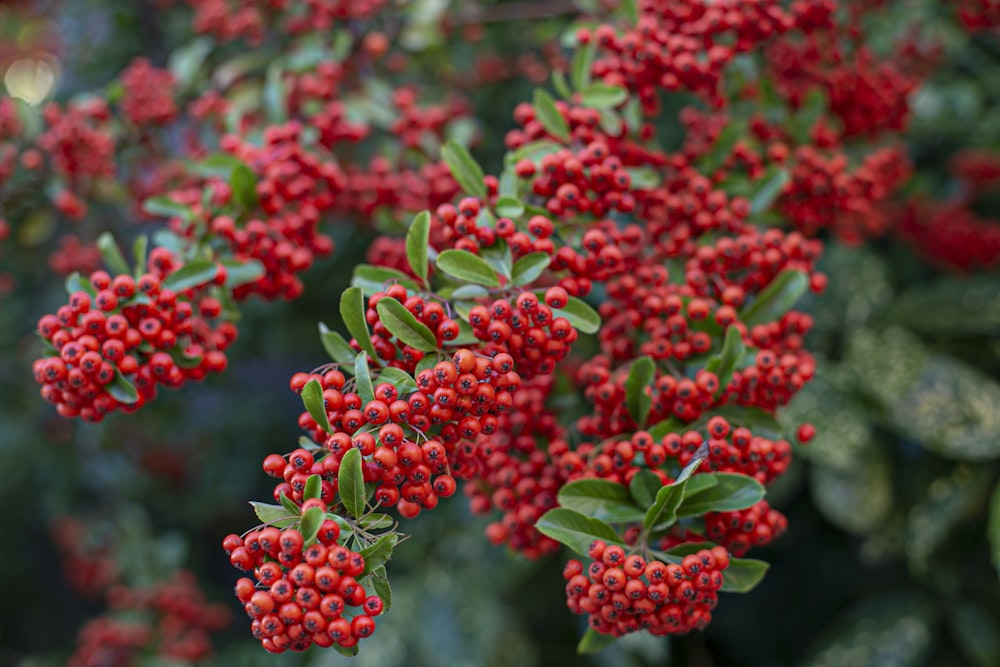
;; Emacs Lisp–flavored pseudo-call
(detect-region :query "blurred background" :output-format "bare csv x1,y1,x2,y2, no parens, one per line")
1,1,999,666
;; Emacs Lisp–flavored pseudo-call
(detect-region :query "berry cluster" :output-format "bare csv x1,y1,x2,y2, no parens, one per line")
33,258,235,422
223,524,382,653
564,543,731,638
120,57,178,127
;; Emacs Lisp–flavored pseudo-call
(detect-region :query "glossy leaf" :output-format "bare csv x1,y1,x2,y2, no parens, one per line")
338,447,365,519
143,196,193,221
557,479,645,523
132,235,148,276
230,163,258,210
303,474,322,501
376,367,418,396
720,557,769,593
300,506,324,546
360,533,398,575
405,211,431,287
436,249,501,287
263,63,286,123
376,298,438,352
220,258,265,289
740,270,808,328
676,473,765,517
629,470,661,508
533,88,570,142
354,354,375,405
570,39,596,91
511,253,551,286
168,37,213,92
706,326,745,395
372,566,392,610
750,167,790,215
553,297,601,334
698,119,745,174
441,141,487,199
318,324,355,365
250,501,297,528
579,83,628,109
352,264,420,296
495,196,525,219
577,628,617,654
301,379,332,433
644,457,703,530
97,232,130,275
107,371,139,405
535,508,623,557
162,261,218,293
340,287,379,362
624,356,655,427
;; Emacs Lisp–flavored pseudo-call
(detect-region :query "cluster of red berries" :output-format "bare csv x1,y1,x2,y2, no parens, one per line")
223,523,383,653
564,542,731,638
896,201,1000,273
69,572,230,667
37,99,115,197
956,0,1000,31
120,57,178,127
33,257,235,422
48,234,103,276
704,500,788,557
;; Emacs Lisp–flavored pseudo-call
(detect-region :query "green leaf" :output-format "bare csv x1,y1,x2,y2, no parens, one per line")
495,197,525,219
535,508,623,557
621,0,638,23
359,513,394,530
405,211,431,287
279,491,300,516
354,354,375,405
194,154,243,180
706,326,745,395
533,89,571,142
300,506,324,546
263,63,287,123
441,141,487,199
340,287,379,362
552,69,572,99
644,457,703,530
625,167,660,190
597,109,623,136
163,261,218,293
985,478,1000,581
107,371,139,405
570,39,596,91
376,298,439,352
507,140,563,166
143,196,193,221
676,473,765,517
220,258,265,288
332,644,359,658
553,297,601,334
352,264,421,296
132,235,148,276
97,232,130,275
950,603,1000,667
577,628,617,654
372,566,392,610
479,240,513,279
230,163,259,210
740,270,808,328
301,379,332,433
65,272,96,297
168,37,213,92
720,557,769,593
750,167,790,215
579,83,628,109
360,533,398,575
629,470,661,508
449,284,490,300
436,249,501,287
338,447,365,518
697,119,745,174
624,356,655,427
303,474,322,501
511,253,551,286
250,501,297,528
318,324,355,365
557,479,645,523
376,367,418,396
